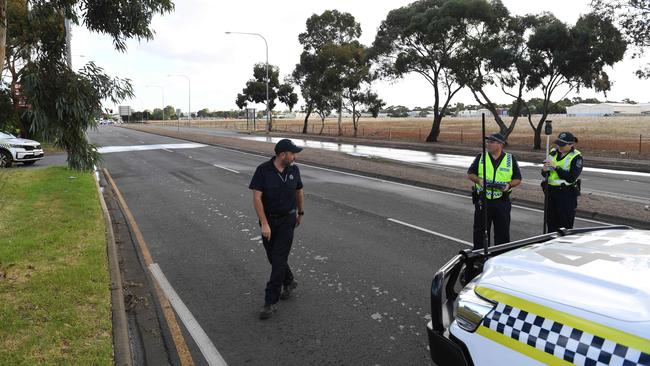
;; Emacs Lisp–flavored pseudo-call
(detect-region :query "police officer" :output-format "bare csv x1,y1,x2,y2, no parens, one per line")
542,132,583,232
249,139,305,319
468,133,522,250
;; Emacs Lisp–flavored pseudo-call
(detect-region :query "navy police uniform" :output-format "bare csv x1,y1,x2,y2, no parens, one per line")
249,142,303,306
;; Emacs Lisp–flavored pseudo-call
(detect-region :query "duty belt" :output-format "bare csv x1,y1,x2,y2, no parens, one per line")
266,209,296,218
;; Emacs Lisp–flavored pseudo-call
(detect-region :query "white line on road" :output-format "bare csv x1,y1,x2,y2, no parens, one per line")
213,164,239,173
388,218,473,247
162,148,173,152
149,263,228,366
205,145,614,226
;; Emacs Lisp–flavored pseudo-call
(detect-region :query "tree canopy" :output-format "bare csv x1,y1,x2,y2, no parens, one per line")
1,0,174,170
235,63,297,131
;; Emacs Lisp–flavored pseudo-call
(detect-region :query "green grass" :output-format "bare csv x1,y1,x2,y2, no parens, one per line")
0,167,112,365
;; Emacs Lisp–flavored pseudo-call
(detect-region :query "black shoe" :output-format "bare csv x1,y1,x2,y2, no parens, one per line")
259,303,278,320
280,280,298,300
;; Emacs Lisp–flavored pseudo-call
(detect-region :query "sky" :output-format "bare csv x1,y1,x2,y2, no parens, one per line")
71,0,649,115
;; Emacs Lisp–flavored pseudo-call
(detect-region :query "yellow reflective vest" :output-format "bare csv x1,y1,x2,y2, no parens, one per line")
475,153,514,199
547,148,582,186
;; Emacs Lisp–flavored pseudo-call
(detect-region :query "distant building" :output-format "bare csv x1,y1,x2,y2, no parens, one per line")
566,103,650,116
457,108,508,118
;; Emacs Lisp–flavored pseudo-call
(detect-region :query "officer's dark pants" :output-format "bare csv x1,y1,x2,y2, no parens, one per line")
546,187,578,233
262,214,296,305
473,198,511,250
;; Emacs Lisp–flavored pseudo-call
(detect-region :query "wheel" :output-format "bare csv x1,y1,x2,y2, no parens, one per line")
0,150,12,168
22,161,36,166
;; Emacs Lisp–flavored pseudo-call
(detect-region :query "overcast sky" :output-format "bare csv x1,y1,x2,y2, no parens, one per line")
72,0,649,114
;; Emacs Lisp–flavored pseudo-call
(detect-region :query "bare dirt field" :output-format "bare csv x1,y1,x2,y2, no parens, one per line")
148,115,650,158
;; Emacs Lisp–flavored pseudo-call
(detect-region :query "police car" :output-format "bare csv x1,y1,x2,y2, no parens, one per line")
427,226,650,366
0,131,45,167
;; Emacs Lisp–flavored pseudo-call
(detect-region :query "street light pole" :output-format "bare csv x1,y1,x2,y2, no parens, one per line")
225,31,270,132
168,74,191,130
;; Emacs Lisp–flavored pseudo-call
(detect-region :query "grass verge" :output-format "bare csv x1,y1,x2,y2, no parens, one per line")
0,167,112,365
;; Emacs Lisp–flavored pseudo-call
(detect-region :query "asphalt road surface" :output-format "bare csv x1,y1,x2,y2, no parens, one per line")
160,125,650,205
89,126,609,366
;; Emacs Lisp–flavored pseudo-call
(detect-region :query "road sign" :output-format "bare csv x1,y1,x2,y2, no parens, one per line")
119,106,131,117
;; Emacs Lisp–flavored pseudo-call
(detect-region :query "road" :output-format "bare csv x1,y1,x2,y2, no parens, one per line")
89,126,609,365
158,126,650,204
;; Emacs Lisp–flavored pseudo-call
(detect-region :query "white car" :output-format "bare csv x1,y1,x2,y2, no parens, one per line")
0,131,45,167
427,226,650,366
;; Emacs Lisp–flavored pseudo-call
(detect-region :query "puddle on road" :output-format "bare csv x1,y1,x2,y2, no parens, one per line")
241,136,650,178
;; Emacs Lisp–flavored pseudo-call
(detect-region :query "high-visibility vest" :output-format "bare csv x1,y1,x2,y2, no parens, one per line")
475,153,514,199
547,148,582,186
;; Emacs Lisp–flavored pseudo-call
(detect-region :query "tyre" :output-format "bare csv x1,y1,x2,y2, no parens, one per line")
22,161,36,166
0,150,12,168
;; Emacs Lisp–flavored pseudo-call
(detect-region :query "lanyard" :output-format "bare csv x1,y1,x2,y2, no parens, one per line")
277,172,288,183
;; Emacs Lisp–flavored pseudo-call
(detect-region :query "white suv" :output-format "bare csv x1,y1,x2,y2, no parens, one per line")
427,226,650,366
0,131,45,167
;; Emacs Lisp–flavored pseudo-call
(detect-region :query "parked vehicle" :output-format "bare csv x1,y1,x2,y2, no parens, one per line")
0,131,45,167
427,226,650,366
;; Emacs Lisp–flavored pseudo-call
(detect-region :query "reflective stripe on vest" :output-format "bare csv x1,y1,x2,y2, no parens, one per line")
548,148,581,186
475,153,514,199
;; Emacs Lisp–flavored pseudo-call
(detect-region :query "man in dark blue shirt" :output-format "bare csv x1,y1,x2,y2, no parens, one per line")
249,139,305,319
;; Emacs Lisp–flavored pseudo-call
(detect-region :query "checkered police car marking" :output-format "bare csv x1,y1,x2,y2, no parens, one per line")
482,302,650,365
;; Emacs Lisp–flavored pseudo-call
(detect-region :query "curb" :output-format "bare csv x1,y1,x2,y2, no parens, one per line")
121,125,650,229
95,171,133,366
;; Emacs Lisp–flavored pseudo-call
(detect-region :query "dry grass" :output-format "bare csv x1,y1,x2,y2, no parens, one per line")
147,115,650,156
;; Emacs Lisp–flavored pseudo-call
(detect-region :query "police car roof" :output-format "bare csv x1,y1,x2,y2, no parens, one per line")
477,229,650,336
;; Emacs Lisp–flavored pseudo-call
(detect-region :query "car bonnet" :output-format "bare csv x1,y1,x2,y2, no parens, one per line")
477,229,650,323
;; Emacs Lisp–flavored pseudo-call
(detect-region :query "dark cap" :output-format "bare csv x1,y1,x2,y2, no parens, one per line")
555,132,578,146
274,139,303,154
485,133,507,145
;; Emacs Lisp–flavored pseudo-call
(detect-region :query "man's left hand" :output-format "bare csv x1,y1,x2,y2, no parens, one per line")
295,214,302,227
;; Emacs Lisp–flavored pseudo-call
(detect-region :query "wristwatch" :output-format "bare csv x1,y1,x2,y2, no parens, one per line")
298,211,305,216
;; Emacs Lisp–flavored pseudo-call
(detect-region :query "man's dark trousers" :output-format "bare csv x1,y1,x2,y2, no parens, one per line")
473,199,511,250
262,214,296,305
546,188,578,233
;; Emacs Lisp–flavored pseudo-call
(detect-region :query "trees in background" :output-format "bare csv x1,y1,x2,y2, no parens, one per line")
1,0,173,169
235,63,297,131
592,0,650,78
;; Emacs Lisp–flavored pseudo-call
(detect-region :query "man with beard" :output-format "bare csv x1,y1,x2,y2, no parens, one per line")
249,139,304,319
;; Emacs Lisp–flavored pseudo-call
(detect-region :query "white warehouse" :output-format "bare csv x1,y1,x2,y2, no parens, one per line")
566,103,650,117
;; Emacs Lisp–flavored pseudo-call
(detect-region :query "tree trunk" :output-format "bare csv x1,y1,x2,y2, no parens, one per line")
0,0,6,73
533,120,544,150
267,112,273,132
337,97,342,136
425,114,443,142
302,107,312,134
319,114,325,135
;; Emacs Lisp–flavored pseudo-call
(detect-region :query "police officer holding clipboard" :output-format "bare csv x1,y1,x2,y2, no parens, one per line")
542,132,583,232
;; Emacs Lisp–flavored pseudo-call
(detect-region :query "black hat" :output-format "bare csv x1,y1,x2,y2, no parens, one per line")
485,133,507,145
274,139,303,154
555,132,578,146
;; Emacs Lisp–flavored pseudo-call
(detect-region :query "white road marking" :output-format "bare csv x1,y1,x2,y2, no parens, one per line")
206,145,615,226
149,263,228,366
98,143,207,154
387,218,473,247
162,148,174,153
213,164,239,174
